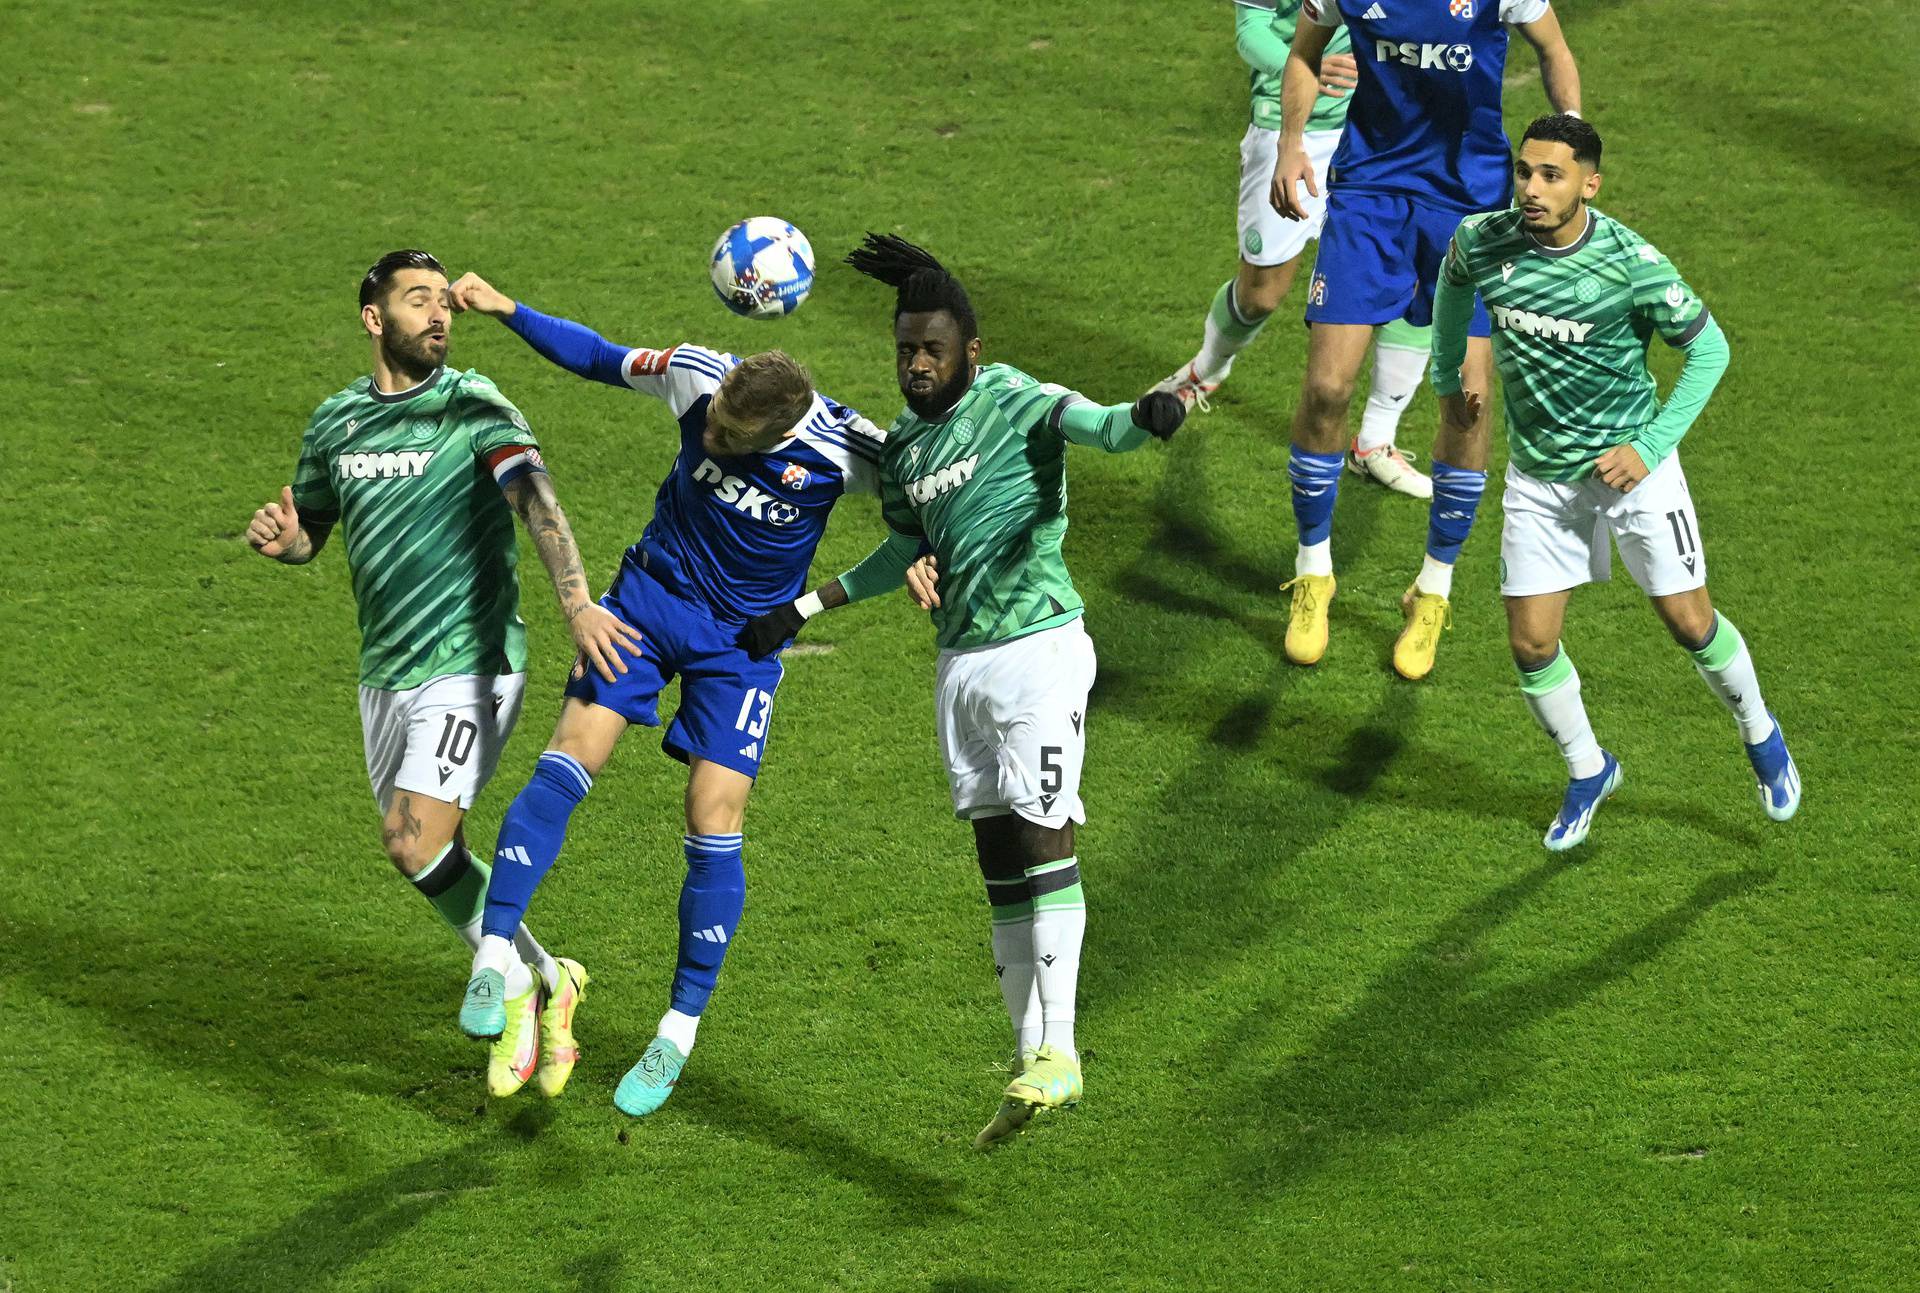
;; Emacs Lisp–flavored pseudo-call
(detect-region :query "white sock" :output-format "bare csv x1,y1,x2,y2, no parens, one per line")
1690,614,1774,744
1295,540,1333,578
1520,650,1606,779
1414,554,1454,599
514,926,562,994
658,1008,700,1055
1027,858,1085,1060
473,933,533,996
1195,280,1268,377
991,916,1041,1057
1356,340,1427,453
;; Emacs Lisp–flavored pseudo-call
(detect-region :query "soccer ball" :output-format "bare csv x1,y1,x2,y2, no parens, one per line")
709,217,814,319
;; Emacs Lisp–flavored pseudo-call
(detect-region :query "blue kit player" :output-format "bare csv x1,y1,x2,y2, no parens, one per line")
445,270,886,1117
1269,0,1582,680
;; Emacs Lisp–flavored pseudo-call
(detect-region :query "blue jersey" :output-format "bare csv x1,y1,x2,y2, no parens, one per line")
618,344,885,622
1304,0,1549,211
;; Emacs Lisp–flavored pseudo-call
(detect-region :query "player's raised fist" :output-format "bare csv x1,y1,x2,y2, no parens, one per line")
246,485,302,558
1131,391,1187,441
449,272,515,319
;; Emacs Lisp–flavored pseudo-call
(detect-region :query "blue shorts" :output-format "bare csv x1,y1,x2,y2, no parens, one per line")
1304,188,1492,335
563,558,783,779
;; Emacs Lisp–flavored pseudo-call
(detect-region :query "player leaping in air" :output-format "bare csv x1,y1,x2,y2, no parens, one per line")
446,271,889,1117
1430,115,1800,848
245,250,631,1100
740,234,1186,1150
1271,0,1582,679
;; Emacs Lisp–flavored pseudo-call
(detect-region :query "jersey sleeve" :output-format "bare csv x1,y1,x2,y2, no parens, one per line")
290,404,340,526
620,344,731,417
1627,242,1711,347
1500,0,1551,23
876,462,926,539
813,407,888,495
1299,0,1341,28
455,374,547,489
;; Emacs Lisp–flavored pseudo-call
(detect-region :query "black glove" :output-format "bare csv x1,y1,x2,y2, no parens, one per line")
738,600,808,659
1130,390,1187,441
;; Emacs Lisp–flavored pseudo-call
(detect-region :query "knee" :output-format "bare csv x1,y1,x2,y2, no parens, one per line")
379,830,445,878
685,783,747,838
1660,601,1717,650
1509,633,1559,671
1236,264,1289,317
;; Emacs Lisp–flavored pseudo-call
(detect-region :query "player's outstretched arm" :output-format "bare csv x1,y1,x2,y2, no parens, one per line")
1055,393,1186,453
501,473,644,682
246,485,330,565
1271,18,1337,220
736,529,927,659
1516,7,1582,116
449,272,631,388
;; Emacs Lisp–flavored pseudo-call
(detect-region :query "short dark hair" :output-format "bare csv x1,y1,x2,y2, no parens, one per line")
359,249,447,308
1520,114,1602,169
844,233,979,340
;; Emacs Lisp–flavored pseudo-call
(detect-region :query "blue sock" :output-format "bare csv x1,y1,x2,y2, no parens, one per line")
671,833,746,1016
1288,447,1345,547
480,751,593,941
1426,459,1488,563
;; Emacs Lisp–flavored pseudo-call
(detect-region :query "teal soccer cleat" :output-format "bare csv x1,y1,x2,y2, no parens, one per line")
460,968,507,1040
614,1036,688,1117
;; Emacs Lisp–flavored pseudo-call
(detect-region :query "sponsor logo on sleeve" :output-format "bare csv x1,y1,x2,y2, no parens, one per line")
628,347,674,377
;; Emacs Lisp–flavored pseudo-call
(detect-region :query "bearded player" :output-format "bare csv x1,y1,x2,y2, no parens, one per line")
1430,116,1800,848
445,271,889,1118
741,235,1185,1149
245,250,635,1098
1270,0,1581,678
1155,0,1436,499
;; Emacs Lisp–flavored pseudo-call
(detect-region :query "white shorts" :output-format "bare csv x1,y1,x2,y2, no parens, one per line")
359,672,527,812
1238,125,1342,267
1500,453,1707,599
934,620,1097,829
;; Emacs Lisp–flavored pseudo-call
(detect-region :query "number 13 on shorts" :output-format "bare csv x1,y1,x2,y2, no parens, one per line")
733,688,773,738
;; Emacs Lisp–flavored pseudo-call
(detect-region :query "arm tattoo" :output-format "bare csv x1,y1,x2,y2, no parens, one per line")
509,476,591,614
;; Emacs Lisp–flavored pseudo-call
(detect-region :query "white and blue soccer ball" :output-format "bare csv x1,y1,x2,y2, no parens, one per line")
709,217,814,319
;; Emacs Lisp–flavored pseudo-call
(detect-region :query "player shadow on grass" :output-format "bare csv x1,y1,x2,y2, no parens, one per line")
669,1074,967,1224
1218,861,1772,1195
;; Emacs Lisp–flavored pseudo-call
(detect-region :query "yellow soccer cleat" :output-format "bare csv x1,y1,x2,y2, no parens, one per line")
974,1047,1040,1150
1003,1044,1082,1111
1392,584,1452,681
1282,574,1336,666
486,975,544,1098
535,958,590,1099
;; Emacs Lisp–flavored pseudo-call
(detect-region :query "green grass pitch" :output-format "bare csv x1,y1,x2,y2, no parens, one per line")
3,1,1916,1288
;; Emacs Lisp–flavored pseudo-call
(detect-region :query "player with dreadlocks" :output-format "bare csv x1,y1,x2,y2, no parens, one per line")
737,234,1185,1149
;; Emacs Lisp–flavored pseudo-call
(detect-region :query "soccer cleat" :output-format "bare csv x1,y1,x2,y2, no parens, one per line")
1392,584,1453,681
1544,751,1623,852
459,968,507,1039
535,958,590,1099
973,1047,1040,1150
1745,713,1801,822
1003,1044,1082,1110
613,1036,688,1118
486,976,544,1098
1346,438,1433,498
1281,574,1336,665
1151,357,1228,413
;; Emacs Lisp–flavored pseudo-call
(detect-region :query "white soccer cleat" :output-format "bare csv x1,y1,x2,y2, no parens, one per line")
1346,438,1433,498
1152,357,1229,413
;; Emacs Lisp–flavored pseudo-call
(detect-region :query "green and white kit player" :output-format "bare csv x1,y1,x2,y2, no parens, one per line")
741,235,1185,1150
1153,0,1435,498
1430,117,1800,850
245,250,641,1097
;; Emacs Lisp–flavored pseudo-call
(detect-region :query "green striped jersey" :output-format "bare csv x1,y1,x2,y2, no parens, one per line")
1443,207,1710,482
877,365,1087,651
1241,0,1352,133
290,367,538,690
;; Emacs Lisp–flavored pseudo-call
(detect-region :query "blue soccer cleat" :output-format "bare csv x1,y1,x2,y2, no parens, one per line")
613,1036,687,1118
1544,751,1622,852
460,968,507,1040
1745,713,1801,822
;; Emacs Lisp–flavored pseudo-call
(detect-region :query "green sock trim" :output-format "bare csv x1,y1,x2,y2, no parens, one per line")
422,846,490,934
1210,279,1267,342
1032,883,1085,913
1517,648,1576,696
990,901,1035,924
1688,612,1742,670
1376,318,1432,352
